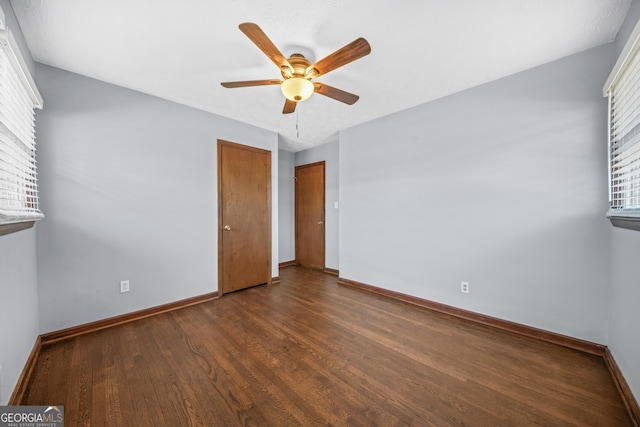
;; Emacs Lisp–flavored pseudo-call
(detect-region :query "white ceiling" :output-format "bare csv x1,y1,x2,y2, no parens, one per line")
10,0,631,151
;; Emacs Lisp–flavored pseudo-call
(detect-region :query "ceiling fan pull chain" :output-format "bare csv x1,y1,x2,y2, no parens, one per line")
296,108,300,138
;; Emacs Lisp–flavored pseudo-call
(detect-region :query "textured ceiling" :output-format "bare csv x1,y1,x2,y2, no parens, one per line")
10,0,631,152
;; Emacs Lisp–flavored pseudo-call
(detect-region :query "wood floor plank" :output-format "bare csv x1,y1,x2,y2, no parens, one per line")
21,266,633,426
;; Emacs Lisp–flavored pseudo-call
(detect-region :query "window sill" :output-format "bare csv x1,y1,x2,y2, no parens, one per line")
607,211,640,232
0,221,35,237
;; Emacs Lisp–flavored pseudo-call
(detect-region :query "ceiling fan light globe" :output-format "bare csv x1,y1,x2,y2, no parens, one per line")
281,77,314,102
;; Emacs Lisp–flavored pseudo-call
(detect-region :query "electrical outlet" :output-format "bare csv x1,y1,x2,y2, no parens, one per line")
461,281,470,294
120,280,130,293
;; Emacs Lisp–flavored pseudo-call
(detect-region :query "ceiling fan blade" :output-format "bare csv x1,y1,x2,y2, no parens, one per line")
314,83,360,105
282,99,297,114
307,38,371,78
239,23,292,72
221,79,281,88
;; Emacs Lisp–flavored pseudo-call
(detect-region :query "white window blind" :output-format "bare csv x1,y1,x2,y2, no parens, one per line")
0,25,43,225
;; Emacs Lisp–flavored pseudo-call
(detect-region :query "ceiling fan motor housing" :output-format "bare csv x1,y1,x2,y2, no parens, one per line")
281,53,317,79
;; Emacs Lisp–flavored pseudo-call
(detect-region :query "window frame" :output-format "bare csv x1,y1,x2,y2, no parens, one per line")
0,8,44,236
604,16,640,231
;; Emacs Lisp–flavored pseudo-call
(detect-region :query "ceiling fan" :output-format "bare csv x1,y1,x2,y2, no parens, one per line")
221,23,371,114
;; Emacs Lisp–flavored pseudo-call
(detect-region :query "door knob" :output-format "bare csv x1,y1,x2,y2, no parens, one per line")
223,225,232,231
317,221,323,225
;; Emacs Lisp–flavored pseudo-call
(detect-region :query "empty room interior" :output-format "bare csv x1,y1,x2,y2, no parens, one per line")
1,0,640,425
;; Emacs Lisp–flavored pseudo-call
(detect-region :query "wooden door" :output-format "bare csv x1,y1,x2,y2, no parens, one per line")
295,161,325,270
218,140,271,295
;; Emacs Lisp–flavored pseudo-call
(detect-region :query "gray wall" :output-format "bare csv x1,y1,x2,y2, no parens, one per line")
34,64,278,333
608,0,640,403
296,139,340,270
278,147,295,263
339,45,611,344
0,0,40,405
0,229,39,404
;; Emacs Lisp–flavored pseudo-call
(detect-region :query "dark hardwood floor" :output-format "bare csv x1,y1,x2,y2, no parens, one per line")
22,267,632,426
